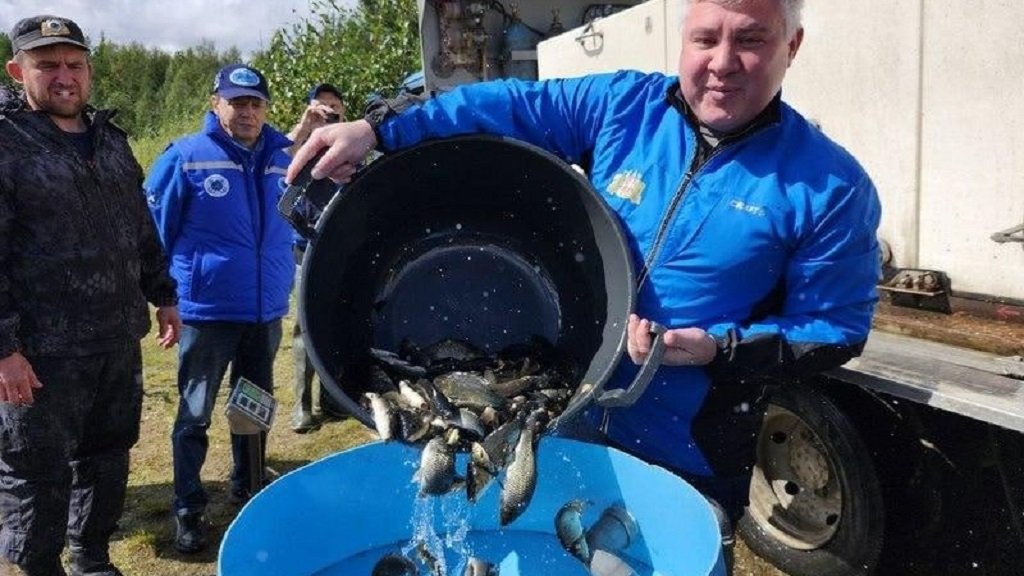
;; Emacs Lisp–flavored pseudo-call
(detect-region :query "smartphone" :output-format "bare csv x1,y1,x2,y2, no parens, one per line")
325,112,341,124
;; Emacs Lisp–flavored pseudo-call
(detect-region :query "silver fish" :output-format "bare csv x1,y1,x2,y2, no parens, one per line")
463,557,497,576
395,407,436,444
487,373,551,398
466,441,495,503
467,417,525,501
423,337,485,363
588,549,638,576
371,553,418,576
370,347,428,379
435,371,507,411
415,431,462,496
365,392,395,441
410,378,460,422
499,426,536,526
415,541,443,576
555,499,592,565
398,380,428,411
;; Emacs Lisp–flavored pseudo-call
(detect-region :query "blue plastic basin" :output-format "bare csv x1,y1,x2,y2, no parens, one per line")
218,437,726,575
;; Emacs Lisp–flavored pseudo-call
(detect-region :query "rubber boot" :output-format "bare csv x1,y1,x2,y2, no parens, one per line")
291,322,314,433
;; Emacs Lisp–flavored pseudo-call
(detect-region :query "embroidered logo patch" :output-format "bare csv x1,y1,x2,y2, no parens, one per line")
607,170,645,204
203,174,230,198
228,68,262,87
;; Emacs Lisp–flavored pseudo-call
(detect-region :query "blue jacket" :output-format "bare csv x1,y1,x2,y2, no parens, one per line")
377,71,881,477
145,112,295,323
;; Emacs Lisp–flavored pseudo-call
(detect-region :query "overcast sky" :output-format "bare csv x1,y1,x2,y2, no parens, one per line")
0,0,329,58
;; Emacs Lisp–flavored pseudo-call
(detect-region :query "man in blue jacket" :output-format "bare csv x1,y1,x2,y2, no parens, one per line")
289,0,880,568
145,64,295,554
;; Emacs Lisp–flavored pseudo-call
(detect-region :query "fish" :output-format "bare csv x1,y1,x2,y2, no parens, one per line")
371,553,418,576
423,337,486,363
588,549,638,576
499,425,537,526
370,347,428,379
365,392,395,441
455,408,486,440
434,371,507,412
367,364,398,394
399,380,429,410
394,407,436,444
555,499,592,565
415,541,443,576
463,557,497,576
466,418,525,501
414,430,463,496
410,378,460,422
487,373,552,398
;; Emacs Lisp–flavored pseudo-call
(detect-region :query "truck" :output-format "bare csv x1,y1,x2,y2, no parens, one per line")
410,1,1024,574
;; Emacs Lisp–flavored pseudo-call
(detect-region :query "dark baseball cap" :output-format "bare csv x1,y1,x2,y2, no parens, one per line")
212,64,271,101
307,83,342,103
10,15,89,52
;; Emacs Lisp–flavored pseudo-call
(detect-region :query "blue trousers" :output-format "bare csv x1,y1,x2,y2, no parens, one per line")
171,320,282,514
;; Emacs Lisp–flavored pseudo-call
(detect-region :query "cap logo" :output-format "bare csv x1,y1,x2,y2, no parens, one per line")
40,19,71,38
228,68,261,88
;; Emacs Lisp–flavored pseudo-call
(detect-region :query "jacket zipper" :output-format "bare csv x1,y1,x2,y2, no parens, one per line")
635,122,772,290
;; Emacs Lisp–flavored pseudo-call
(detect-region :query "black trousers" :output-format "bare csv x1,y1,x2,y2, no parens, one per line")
0,343,143,575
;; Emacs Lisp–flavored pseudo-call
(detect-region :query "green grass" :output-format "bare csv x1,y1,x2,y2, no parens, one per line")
109,304,374,575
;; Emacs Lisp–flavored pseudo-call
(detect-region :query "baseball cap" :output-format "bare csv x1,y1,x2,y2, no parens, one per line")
307,83,342,103
212,64,271,101
10,15,89,52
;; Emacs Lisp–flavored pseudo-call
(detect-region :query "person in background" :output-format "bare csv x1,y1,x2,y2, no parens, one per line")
145,63,294,554
286,0,880,571
285,83,347,432
0,15,181,576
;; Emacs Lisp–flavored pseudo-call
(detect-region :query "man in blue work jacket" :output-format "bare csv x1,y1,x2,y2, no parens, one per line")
287,0,881,570
145,64,294,554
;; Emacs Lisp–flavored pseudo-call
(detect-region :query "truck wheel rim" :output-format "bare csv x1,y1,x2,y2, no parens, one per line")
747,404,843,550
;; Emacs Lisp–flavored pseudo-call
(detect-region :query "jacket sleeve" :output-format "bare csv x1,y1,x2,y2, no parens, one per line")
132,156,177,307
374,72,641,163
144,145,188,257
0,176,20,358
705,174,882,381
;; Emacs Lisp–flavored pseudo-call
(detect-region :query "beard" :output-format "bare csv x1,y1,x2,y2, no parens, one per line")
27,85,89,119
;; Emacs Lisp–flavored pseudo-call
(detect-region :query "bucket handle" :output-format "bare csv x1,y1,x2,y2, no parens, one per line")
595,322,667,408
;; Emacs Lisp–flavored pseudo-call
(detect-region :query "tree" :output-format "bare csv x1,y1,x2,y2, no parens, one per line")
253,0,421,129
0,33,14,91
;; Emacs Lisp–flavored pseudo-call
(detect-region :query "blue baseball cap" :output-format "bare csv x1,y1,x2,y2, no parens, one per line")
213,64,271,101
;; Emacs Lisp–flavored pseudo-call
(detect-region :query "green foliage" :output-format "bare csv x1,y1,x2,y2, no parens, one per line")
131,114,201,171
0,33,14,91
253,0,422,129
3,0,420,150
90,40,237,139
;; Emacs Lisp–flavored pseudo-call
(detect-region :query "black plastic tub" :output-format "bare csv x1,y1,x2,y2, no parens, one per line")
296,135,651,428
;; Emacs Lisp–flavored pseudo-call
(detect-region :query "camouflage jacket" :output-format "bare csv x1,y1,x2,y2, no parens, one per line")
0,88,177,357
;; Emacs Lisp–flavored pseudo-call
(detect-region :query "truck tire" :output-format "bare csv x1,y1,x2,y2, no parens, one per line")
738,381,885,576
994,425,1024,545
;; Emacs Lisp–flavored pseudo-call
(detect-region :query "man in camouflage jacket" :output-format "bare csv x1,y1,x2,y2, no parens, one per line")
0,14,180,576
